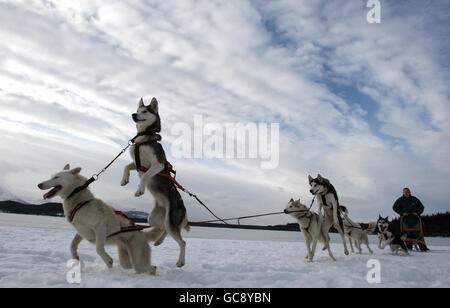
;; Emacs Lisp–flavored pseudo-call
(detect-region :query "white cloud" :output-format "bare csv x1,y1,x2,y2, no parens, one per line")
0,0,448,224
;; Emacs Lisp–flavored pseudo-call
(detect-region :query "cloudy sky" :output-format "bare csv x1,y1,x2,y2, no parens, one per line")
0,0,448,225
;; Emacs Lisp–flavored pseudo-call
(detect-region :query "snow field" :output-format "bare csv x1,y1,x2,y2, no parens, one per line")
0,213,449,288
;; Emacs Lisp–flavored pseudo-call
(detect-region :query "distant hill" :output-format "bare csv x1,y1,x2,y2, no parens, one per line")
1,200,449,236
0,200,149,222
0,200,65,217
0,199,299,230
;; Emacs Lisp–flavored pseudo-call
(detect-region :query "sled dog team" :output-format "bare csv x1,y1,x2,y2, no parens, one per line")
37,98,408,275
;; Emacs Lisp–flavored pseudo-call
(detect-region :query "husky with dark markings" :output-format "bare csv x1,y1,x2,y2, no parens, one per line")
377,215,409,255
308,174,349,255
121,97,189,268
38,164,161,274
284,199,336,262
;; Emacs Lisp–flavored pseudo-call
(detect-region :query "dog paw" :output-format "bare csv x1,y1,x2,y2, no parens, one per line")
154,239,164,246
105,257,113,268
134,187,145,197
176,260,185,268
120,178,129,186
149,266,157,275
344,250,349,255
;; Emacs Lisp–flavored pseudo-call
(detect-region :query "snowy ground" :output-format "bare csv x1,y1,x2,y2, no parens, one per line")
0,213,449,288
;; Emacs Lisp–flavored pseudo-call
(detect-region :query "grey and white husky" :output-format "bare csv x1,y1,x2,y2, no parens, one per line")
121,97,189,267
308,174,349,255
377,216,409,255
284,199,336,262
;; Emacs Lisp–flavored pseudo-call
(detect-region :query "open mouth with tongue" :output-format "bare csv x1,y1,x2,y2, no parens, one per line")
39,185,62,200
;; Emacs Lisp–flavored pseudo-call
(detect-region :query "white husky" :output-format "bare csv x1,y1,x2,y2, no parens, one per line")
340,206,373,254
38,164,161,274
284,199,336,262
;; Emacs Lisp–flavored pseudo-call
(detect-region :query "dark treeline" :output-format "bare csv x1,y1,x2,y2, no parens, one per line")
1,200,449,237
0,200,64,217
389,212,450,237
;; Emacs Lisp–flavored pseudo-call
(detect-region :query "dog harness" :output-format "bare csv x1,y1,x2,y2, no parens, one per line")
132,136,188,192
299,212,313,228
314,183,346,230
67,199,151,237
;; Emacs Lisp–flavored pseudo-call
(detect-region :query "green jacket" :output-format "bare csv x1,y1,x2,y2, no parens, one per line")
393,195,424,225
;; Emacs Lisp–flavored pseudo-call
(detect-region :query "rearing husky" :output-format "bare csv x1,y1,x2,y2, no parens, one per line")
308,174,349,255
121,97,189,268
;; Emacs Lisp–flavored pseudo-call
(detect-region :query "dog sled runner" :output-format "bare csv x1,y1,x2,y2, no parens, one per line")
400,213,428,251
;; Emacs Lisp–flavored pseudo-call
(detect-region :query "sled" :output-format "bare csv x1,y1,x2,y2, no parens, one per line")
400,212,427,251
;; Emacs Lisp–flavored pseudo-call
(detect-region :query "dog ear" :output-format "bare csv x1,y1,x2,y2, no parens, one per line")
64,164,70,170
296,199,300,203
317,174,322,181
308,175,313,183
150,97,158,113
289,198,294,202
70,167,82,175
139,98,145,108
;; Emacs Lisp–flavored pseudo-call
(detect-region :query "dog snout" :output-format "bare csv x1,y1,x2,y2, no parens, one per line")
309,189,313,194
132,113,138,122
37,183,44,190
283,209,288,214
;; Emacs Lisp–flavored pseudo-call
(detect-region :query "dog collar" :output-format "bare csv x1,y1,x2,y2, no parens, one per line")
66,177,96,200
131,121,161,144
131,133,162,144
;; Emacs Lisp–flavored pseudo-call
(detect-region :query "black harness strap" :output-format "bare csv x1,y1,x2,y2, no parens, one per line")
132,133,162,172
317,183,345,230
134,143,143,172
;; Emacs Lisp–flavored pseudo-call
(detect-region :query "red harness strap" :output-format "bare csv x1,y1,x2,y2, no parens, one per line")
114,211,136,226
68,200,91,222
68,200,152,237
106,225,152,238
137,160,184,190
107,211,152,238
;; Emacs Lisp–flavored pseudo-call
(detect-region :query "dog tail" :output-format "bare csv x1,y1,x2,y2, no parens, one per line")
362,222,377,234
144,228,165,242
